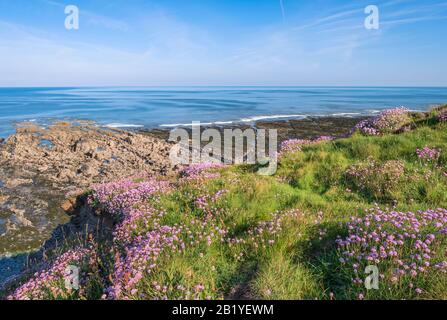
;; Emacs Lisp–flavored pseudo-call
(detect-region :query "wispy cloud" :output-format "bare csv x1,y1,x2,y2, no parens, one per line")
381,1,447,26
291,7,360,32
279,0,285,22
0,0,446,86
0,9,216,86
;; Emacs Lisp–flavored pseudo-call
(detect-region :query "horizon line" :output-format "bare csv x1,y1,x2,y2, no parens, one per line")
1,85,447,89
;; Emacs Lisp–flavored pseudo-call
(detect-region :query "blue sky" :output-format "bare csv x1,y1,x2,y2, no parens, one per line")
0,0,446,86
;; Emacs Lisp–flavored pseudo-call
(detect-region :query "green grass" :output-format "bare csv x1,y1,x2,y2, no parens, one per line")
6,109,447,300
147,113,447,300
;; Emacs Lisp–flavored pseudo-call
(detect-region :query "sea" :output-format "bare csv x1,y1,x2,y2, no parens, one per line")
1,86,447,138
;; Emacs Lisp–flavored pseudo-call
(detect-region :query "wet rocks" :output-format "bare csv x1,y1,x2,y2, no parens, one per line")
0,195,8,204
0,121,174,188
255,116,367,142
9,207,33,228
76,164,97,177
141,116,367,147
4,178,33,189
0,121,176,256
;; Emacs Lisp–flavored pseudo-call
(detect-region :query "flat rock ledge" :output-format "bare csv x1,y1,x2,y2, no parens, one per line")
0,121,174,187
0,121,175,257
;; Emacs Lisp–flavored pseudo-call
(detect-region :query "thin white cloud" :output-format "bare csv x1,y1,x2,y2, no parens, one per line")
0,12,217,86
291,7,361,32
382,15,447,26
279,0,285,21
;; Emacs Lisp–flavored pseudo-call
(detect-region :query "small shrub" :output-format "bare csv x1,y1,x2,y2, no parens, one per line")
416,146,441,166
438,111,447,123
280,136,333,155
345,158,405,200
354,107,411,135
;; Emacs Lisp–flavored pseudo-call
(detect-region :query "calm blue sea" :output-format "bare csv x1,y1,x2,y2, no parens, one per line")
1,86,447,138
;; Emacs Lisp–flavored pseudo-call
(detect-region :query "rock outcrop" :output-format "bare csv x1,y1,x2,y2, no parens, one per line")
0,121,175,256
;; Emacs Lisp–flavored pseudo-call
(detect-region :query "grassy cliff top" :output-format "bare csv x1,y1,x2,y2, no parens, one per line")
5,106,447,300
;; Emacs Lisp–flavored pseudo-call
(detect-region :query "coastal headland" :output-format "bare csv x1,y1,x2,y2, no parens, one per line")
1,109,444,296
0,115,364,286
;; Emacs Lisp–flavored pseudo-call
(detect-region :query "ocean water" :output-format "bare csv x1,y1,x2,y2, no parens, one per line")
1,86,447,137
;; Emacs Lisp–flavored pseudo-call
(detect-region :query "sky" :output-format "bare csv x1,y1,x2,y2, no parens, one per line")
0,0,446,87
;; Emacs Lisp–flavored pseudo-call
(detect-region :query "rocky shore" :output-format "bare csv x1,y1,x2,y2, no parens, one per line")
142,116,366,142
0,121,176,286
0,115,366,288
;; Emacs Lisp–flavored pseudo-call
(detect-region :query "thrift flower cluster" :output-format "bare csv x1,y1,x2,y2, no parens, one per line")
354,107,410,135
86,163,231,299
113,205,166,244
88,179,170,215
345,159,405,199
108,225,185,299
195,189,229,213
90,180,177,299
416,146,441,164
336,207,447,298
8,247,93,300
108,208,229,300
180,162,224,181
280,136,334,154
439,110,447,123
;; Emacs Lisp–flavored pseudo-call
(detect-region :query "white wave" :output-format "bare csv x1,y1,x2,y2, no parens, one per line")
331,112,361,116
239,114,307,122
160,121,235,127
159,112,367,128
160,122,214,127
105,123,144,128
214,121,234,125
159,123,189,128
